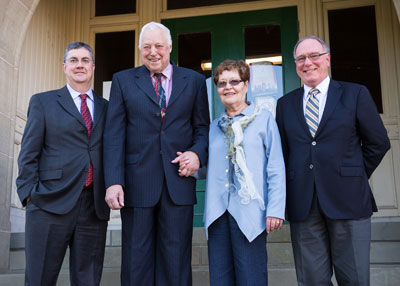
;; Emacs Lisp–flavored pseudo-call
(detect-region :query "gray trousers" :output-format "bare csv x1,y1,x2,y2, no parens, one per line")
25,186,108,286
290,193,371,286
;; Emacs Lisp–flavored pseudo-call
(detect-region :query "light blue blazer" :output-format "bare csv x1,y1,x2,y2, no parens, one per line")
203,103,286,242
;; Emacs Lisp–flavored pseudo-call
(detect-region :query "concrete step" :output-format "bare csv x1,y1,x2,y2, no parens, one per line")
3,221,400,285
1,265,399,286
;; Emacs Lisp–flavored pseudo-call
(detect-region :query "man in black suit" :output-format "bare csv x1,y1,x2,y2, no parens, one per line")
103,22,209,286
17,42,109,286
276,36,390,285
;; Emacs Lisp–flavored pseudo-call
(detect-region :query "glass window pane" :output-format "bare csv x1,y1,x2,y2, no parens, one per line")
168,0,257,10
328,6,383,113
94,31,135,98
178,32,212,78
177,32,213,119
245,24,283,117
96,0,136,17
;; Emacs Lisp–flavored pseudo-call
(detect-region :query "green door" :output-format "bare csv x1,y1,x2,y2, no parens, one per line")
163,6,299,226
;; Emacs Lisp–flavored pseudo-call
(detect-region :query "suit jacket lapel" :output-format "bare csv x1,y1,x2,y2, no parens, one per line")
294,87,313,137
316,80,343,135
92,92,106,131
167,64,187,108
57,86,86,129
135,65,159,106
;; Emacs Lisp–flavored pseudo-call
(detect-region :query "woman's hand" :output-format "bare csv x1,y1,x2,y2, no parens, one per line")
171,151,200,177
266,217,283,233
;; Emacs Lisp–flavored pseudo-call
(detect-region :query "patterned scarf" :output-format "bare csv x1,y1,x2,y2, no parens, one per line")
218,105,265,210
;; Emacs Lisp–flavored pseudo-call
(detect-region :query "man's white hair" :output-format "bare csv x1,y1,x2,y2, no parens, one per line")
138,22,172,50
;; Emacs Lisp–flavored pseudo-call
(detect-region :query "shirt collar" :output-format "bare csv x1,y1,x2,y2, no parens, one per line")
220,102,254,120
303,76,330,98
150,63,173,80
67,84,94,101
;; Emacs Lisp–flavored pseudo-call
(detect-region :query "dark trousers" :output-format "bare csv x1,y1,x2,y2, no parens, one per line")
120,183,194,286
290,193,371,286
207,211,268,286
25,186,108,286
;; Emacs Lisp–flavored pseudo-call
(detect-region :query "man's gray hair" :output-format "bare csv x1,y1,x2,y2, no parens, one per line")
64,42,94,63
138,22,172,50
293,35,330,58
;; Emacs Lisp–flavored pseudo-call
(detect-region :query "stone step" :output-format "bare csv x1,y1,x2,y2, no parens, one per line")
9,236,400,271
1,265,399,286
5,221,400,285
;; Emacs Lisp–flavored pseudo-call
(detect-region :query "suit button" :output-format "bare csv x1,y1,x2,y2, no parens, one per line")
161,131,165,135
156,113,161,117
312,141,316,146
160,150,163,155
309,164,314,169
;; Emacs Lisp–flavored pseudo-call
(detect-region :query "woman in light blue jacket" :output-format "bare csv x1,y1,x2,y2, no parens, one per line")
203,60,286,285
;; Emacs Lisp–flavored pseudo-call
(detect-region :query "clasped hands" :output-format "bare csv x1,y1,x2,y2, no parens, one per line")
171,151,200,177
105,151,200,210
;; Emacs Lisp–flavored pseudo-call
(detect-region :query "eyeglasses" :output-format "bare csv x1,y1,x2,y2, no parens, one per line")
216,79,243,89
65,57,93,65
294,52,329,63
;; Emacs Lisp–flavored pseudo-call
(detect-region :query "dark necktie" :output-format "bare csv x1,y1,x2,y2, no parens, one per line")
80,94,93,186
305,88,320,137
154,73,166,120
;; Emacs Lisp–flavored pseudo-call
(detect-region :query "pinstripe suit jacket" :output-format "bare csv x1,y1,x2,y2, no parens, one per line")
16,86,110,220
103,64,210,207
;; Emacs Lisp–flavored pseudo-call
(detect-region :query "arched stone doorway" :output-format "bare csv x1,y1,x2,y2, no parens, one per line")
0,0,41,273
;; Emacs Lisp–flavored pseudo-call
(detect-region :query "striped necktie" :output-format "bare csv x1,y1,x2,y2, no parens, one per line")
80,94,93,187
305,88,320,137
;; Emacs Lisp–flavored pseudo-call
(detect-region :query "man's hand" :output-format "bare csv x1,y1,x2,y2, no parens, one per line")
266,217,283,233
105,184,125,210
171,151,200,177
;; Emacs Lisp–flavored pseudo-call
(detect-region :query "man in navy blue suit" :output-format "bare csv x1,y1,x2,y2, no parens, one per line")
103,22,209,285
276,36,390,285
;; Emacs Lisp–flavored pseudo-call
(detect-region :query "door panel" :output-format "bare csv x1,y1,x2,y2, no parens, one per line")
164,6,299,118
163,7,299,226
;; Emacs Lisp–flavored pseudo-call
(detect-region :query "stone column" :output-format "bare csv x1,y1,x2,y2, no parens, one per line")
0,0,39,273
394,0,400,19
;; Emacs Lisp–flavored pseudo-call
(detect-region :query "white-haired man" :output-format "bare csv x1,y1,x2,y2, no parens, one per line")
103,22,210,285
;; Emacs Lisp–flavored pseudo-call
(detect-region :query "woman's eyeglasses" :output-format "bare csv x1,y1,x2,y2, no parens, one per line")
216,80,243,89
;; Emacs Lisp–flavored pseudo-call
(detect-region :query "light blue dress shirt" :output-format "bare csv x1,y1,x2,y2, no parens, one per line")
203,103,286,242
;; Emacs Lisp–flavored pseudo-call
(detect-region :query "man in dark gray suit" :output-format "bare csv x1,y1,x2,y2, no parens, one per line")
17,42,109,286
104,22,209,286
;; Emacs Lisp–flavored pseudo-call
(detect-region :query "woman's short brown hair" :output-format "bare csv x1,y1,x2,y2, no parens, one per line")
213,59,250,84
